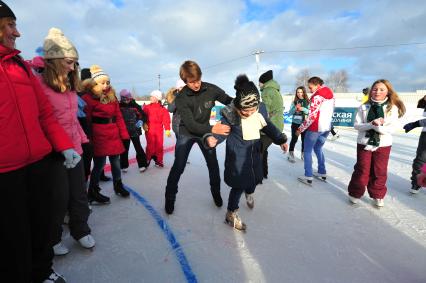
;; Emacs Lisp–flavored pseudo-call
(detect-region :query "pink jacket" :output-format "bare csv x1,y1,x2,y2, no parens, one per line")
37,76,88,155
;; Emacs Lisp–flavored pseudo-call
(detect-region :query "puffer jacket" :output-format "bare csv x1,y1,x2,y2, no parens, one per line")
82,93,129,157
212,103,287,188
260,79,284,132
0,45,73,173
119,100,146,137
37,76,88,155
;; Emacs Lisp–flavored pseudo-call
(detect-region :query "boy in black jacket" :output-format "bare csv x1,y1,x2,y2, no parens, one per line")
205,75,288,231
164,60,233,214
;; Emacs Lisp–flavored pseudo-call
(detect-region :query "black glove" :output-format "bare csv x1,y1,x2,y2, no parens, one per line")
403,121,421,133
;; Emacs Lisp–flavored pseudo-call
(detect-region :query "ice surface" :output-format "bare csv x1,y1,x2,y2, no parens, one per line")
54,128,426,283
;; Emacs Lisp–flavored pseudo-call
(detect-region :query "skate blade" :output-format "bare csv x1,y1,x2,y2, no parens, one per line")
287,159,296,163
297,177,312,186
224,219,247,232
314,176,327,182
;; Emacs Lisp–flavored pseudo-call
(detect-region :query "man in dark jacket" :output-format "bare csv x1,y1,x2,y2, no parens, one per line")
164,60,233,214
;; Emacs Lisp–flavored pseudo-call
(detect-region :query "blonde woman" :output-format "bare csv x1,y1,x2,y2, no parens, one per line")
348,79,406,207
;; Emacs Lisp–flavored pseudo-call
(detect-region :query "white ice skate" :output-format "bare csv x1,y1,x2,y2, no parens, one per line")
373,198,384,208
53,242,69,256
78,234,96,249
297,175,313,186
287,151,296,163
313,172,327,182
139,166,147,173
245,193,254,209
348,196,359,204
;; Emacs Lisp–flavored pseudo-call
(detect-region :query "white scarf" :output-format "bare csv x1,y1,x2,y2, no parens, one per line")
241,111,267,140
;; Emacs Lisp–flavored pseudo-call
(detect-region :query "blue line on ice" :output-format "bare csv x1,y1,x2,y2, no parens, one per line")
124,185,198,283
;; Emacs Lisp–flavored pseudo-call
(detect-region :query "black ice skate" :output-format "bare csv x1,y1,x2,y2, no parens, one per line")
88,185,110,204
113,180,130,197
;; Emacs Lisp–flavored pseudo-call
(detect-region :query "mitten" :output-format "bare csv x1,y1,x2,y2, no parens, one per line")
136,120,143,128
61,149,81,169
403,120,420,133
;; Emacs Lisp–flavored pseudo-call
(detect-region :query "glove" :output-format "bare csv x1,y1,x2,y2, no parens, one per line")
403,121,420,133
136,120,143,128
165,130,171,137
143,123,149,132
61,149,81,169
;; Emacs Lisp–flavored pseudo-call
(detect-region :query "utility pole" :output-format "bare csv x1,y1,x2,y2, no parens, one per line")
252,50,264,79
157,74,161,91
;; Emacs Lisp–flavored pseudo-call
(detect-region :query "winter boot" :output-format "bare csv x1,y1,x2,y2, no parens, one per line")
113,180,130,197
165,198,175,214
100,171,112,181
245,193,254,209
211,191,223,207
88,185,110,204
287,151,295,163
225,210,246,231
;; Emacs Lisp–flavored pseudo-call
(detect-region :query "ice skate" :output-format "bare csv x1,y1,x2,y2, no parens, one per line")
53,242,69,256
43,270,66,283
139,166,147,173
410,185,420,194
78,234,95,249
287,151,295,163
330,132,340,141
298,175,313,186
88,185,110,204
113,180,130,197
313,172,327,182
165,198,175,215
245,193,254,209
121,168,128,173
373,198,384,208
225,210,246,231
301,151,304,160
348,195,359,204
211,191,223,207
155,162,164,168
99,173,111,182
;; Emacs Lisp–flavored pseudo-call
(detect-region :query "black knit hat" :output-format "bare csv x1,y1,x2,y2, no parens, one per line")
259,70,273,84
0,1,16,20
80,68,91,81
234,74,260,109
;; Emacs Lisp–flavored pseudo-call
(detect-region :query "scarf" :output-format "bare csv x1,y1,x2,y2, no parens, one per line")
241,111,267,140
365,97,388,149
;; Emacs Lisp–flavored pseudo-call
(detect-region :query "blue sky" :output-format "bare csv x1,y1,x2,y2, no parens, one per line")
11,0,426,94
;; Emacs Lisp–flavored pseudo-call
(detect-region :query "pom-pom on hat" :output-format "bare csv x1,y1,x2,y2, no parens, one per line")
120,89,132,99
80,68,91,81
175,79,186,89
43,28,78,59
0,1,16,20
234,74,260,109
259,70,273,84
90,65,109,82
150,90,162,101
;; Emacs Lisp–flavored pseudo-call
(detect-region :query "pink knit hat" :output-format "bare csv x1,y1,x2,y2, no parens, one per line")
119,89,132,100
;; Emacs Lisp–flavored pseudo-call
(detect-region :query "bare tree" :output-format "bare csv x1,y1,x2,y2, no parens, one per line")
295,68,310,91
326,69,349,93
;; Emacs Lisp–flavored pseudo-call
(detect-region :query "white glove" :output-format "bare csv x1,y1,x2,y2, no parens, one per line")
61,149,81,169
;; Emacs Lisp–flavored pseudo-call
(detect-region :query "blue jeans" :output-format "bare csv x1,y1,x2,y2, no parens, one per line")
303,130,329,177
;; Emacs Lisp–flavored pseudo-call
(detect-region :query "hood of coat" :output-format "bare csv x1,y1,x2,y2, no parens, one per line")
260,79,280,92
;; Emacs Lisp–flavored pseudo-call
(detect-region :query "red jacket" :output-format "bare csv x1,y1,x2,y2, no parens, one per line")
0,45,73,173
82,93,129,157
144,102,171,131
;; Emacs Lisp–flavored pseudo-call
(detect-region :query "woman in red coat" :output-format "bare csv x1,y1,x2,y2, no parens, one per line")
0,3,79,282
82,65,130,202
144,90,171,167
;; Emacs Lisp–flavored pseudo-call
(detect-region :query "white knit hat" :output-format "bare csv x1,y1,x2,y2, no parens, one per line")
43,28,78,59
175,79,186,89
150,90,162,101
90,65,109,82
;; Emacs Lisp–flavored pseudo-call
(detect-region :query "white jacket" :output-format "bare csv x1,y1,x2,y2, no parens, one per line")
354,103,400,147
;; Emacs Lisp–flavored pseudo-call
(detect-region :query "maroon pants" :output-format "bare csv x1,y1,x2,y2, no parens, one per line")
348,144,391,199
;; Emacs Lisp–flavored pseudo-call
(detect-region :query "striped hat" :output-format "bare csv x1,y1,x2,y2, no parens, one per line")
90,65,109,82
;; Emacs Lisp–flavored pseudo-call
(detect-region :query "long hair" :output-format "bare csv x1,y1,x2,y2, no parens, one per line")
42,58,82,93
293,86,309,104
165,87,177,104
369,79,406,117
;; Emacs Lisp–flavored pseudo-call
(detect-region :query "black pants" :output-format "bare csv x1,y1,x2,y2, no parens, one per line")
50,154,91,244
289,123,306,152
227,186,256,211
165,134,220,200
81,142,93,182
120,136,148,169
261,135,273,178
0,154,58,283
411,132,426,188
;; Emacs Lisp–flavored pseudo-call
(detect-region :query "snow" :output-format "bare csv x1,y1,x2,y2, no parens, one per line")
54,128,426,283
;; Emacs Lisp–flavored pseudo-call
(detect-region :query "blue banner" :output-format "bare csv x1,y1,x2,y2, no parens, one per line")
284,107,358,127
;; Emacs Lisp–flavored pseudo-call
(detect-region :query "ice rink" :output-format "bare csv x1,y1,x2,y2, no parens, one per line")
54,128,426,283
